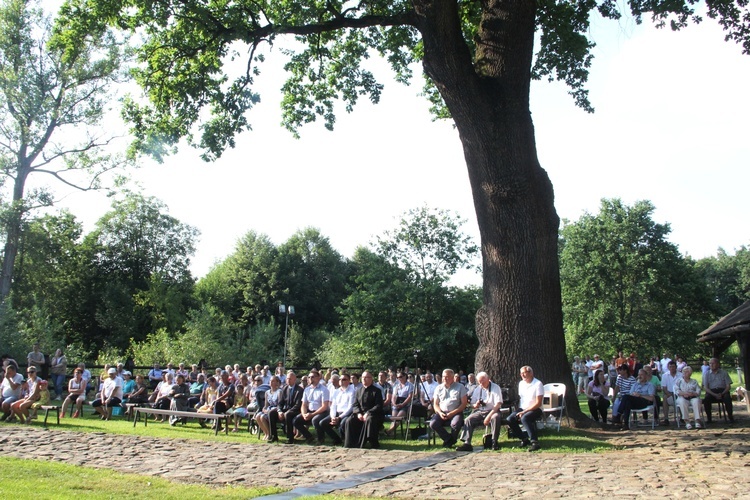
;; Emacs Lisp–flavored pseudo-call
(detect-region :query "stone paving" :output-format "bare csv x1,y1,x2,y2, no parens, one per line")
0,408,748,498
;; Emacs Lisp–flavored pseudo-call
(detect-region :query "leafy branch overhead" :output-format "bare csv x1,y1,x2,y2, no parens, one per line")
63,0,750,162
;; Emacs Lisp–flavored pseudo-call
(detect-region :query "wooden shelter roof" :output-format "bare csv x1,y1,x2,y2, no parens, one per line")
697,300,750,343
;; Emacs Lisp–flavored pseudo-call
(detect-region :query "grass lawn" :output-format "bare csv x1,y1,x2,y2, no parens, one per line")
1,400,614,453
0,456,284,499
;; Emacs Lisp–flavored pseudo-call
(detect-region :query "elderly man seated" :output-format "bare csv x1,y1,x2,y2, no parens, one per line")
702,358,734,424
455,371,504,451
618,368,656,430
674,366,702,429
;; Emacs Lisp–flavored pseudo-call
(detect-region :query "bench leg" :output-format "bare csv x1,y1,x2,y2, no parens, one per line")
43,409,50,429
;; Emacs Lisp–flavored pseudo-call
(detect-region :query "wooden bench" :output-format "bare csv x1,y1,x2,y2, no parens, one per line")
132,407,230,436
40,405,60,428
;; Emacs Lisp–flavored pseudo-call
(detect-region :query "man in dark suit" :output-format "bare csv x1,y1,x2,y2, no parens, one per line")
343,371,384,448
270,371,303,443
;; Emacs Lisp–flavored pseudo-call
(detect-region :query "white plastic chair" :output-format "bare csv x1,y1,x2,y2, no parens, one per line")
542,383,568,432
630,405,656,429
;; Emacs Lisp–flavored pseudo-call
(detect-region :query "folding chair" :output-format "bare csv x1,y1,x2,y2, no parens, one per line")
542,383,568,431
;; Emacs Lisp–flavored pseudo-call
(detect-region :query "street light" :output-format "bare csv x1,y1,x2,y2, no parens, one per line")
279,304,295,368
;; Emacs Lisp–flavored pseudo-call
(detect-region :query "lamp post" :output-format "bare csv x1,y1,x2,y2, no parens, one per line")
279,305,295,369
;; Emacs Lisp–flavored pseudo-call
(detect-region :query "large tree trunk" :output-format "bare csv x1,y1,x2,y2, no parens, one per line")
1,171,28,302
415,0,585,421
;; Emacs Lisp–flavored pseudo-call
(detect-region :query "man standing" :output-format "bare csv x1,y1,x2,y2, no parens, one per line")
343,371,384,448
456,371,504,451
702,358,734,424
429,369,468,448
590,355,604,381
293,370,331,444
506,366,544,452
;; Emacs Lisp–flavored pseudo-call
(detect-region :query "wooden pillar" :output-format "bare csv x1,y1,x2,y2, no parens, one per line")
737,332,749,412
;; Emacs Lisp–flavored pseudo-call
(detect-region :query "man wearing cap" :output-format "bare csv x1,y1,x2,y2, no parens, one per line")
92,368,124,420
292,370,330,444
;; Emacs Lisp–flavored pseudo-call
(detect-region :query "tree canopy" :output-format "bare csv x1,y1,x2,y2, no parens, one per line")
0,0,127,301
560,198,716,358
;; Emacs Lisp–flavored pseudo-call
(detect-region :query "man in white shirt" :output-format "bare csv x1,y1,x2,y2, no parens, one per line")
293,370,331,444
660,353,672,376
419,372,439,405
317,374,355,445
507,366,545,452
92,368,124,421
590,354,604,377
456,372,504,451
660,360,678,425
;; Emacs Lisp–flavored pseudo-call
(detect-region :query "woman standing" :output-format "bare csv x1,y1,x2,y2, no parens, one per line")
49,349,67,401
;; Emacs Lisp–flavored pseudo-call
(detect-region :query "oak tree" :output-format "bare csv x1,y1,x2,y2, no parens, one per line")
70,0,750,418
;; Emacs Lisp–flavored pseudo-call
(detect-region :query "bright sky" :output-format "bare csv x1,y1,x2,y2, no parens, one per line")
37,13,750,286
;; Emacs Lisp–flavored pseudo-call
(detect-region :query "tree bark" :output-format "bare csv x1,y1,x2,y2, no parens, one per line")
1,169,29,302
414,0,585,421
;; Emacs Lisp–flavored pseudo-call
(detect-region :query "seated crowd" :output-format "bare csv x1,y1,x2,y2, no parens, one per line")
573,351,737,430
2,350,740,448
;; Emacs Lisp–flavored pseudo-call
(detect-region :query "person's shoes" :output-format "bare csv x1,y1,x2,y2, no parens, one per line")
6,415,17,423
660,419,670,426
305,436,316,445
55,396,62,401
316,438,325,446
170,420,177,427
729,416,735,424
456,442,473,452
384,428,395,437
492,442,501,451
695,420,703,429
685,422,693,430
370,441,380,449
285,438,295,445
199,420,207,428
706,417,713,424
332,438,343,446
518,440,530,448
269,436,279,443
0,414,8,422
72,411,80,418
528,441,541,452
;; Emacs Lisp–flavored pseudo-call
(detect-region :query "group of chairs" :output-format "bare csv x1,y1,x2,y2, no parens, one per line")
627,396,729,430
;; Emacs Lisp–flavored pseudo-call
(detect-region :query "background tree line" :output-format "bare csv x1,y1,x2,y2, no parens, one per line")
0,200,482,373
1,194,747,380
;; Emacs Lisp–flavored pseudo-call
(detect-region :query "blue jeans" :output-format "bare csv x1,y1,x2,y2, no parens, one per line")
507,408,543,443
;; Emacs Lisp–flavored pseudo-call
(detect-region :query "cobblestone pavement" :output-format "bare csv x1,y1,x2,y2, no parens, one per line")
1,409,748,498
